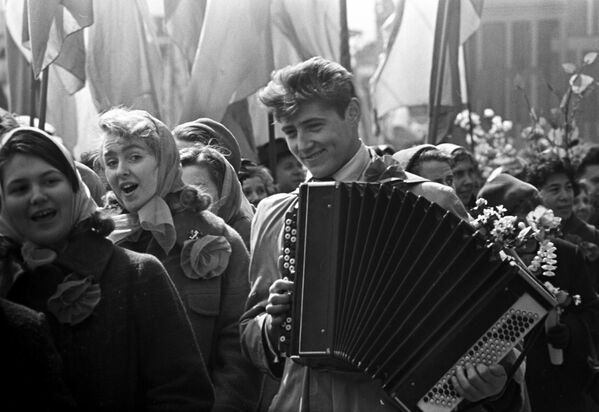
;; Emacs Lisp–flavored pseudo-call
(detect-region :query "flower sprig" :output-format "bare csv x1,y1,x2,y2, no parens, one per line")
471,199,561,278
454,109,519,179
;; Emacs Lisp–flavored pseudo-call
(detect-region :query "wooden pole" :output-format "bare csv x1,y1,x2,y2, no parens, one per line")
38,67,49,131
29,68,36,126
427,0,450,143
339,0,351,71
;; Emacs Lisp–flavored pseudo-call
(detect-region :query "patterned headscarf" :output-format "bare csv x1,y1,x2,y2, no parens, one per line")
0,127,98,267
102,109,185,253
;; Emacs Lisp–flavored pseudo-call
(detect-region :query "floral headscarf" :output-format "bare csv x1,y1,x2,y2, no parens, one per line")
0,127,98,268
103,110,185,253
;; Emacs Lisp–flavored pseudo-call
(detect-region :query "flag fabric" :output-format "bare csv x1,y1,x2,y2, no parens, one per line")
86,0,164,119
178,0,346,150
163,0,207,69
26,0,92,92
371,0,482,118
178,0,274,124
270,0,341,67
5,5,34,115
5,0,93,94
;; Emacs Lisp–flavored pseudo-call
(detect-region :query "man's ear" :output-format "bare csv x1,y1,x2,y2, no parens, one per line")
346,98,361,124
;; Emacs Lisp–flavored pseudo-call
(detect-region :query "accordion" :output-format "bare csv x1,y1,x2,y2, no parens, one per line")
279,181,556,412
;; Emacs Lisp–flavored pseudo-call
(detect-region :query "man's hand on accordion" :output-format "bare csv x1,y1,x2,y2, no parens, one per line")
451,363,508,402
265,279,295,347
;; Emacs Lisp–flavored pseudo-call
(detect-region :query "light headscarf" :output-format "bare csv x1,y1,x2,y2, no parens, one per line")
211,150,253,225
103,110,185,253
0,127,98,268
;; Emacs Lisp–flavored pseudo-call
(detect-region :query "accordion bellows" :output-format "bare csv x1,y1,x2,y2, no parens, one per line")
280,181,555,412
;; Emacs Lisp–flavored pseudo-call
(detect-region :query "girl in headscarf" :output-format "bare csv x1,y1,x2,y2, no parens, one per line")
180,146,253,249
98,108,260,412
0,127,213,411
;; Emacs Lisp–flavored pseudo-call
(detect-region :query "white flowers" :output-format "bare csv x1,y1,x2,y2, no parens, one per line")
526,205,562,236
472,202,561,279
484,108,495,117
569,73,595,95
528,239,557,277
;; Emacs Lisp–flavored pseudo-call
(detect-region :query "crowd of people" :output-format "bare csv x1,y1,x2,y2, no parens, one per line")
0,55,598,412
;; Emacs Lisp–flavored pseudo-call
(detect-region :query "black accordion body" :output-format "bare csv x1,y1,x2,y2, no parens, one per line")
279,181,556,412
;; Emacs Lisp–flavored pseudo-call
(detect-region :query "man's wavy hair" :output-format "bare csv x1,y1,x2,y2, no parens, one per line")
258,56,355,121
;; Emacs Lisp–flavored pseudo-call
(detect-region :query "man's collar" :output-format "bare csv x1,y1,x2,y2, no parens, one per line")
331,142,372,182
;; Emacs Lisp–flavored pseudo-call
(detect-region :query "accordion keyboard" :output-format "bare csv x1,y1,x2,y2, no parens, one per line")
415,292,545,412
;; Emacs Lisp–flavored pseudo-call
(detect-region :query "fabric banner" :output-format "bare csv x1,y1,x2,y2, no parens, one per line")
5,0,92,94
178,0,274,125
270,0,340,67
178,0,345,151
87,0,164,119
163,0,207,69
371,0,482,118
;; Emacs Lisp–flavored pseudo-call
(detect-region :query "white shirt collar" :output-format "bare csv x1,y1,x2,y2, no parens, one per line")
332,141,372,182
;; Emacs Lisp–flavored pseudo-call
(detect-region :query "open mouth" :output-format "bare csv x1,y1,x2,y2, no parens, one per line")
120,182,138,194
31,209,57,222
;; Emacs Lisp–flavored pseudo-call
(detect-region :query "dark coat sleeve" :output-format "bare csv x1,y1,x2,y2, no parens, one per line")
0,298,77,410
552,239,599,367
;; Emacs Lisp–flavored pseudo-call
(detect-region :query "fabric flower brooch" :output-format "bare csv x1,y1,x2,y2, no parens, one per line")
47,274,101,325
364,155,407,182
181,230,232,280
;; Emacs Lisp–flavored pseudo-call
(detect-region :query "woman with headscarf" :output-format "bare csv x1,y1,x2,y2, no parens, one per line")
180,145,253,249
0,126,214,410
98,108,260,412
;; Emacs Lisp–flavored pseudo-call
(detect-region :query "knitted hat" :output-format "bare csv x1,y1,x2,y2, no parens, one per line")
477,173,541,215
257,138,293,170
392,144,437,173
172,118,241,173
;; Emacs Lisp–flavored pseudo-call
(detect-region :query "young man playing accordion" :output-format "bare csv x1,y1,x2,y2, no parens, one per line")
240,57,523,412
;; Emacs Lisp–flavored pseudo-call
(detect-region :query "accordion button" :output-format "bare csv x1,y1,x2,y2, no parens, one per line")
291,237,296,243
290,259,295,265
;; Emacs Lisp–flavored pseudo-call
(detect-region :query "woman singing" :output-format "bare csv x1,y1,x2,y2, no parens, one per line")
0,126,214,411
